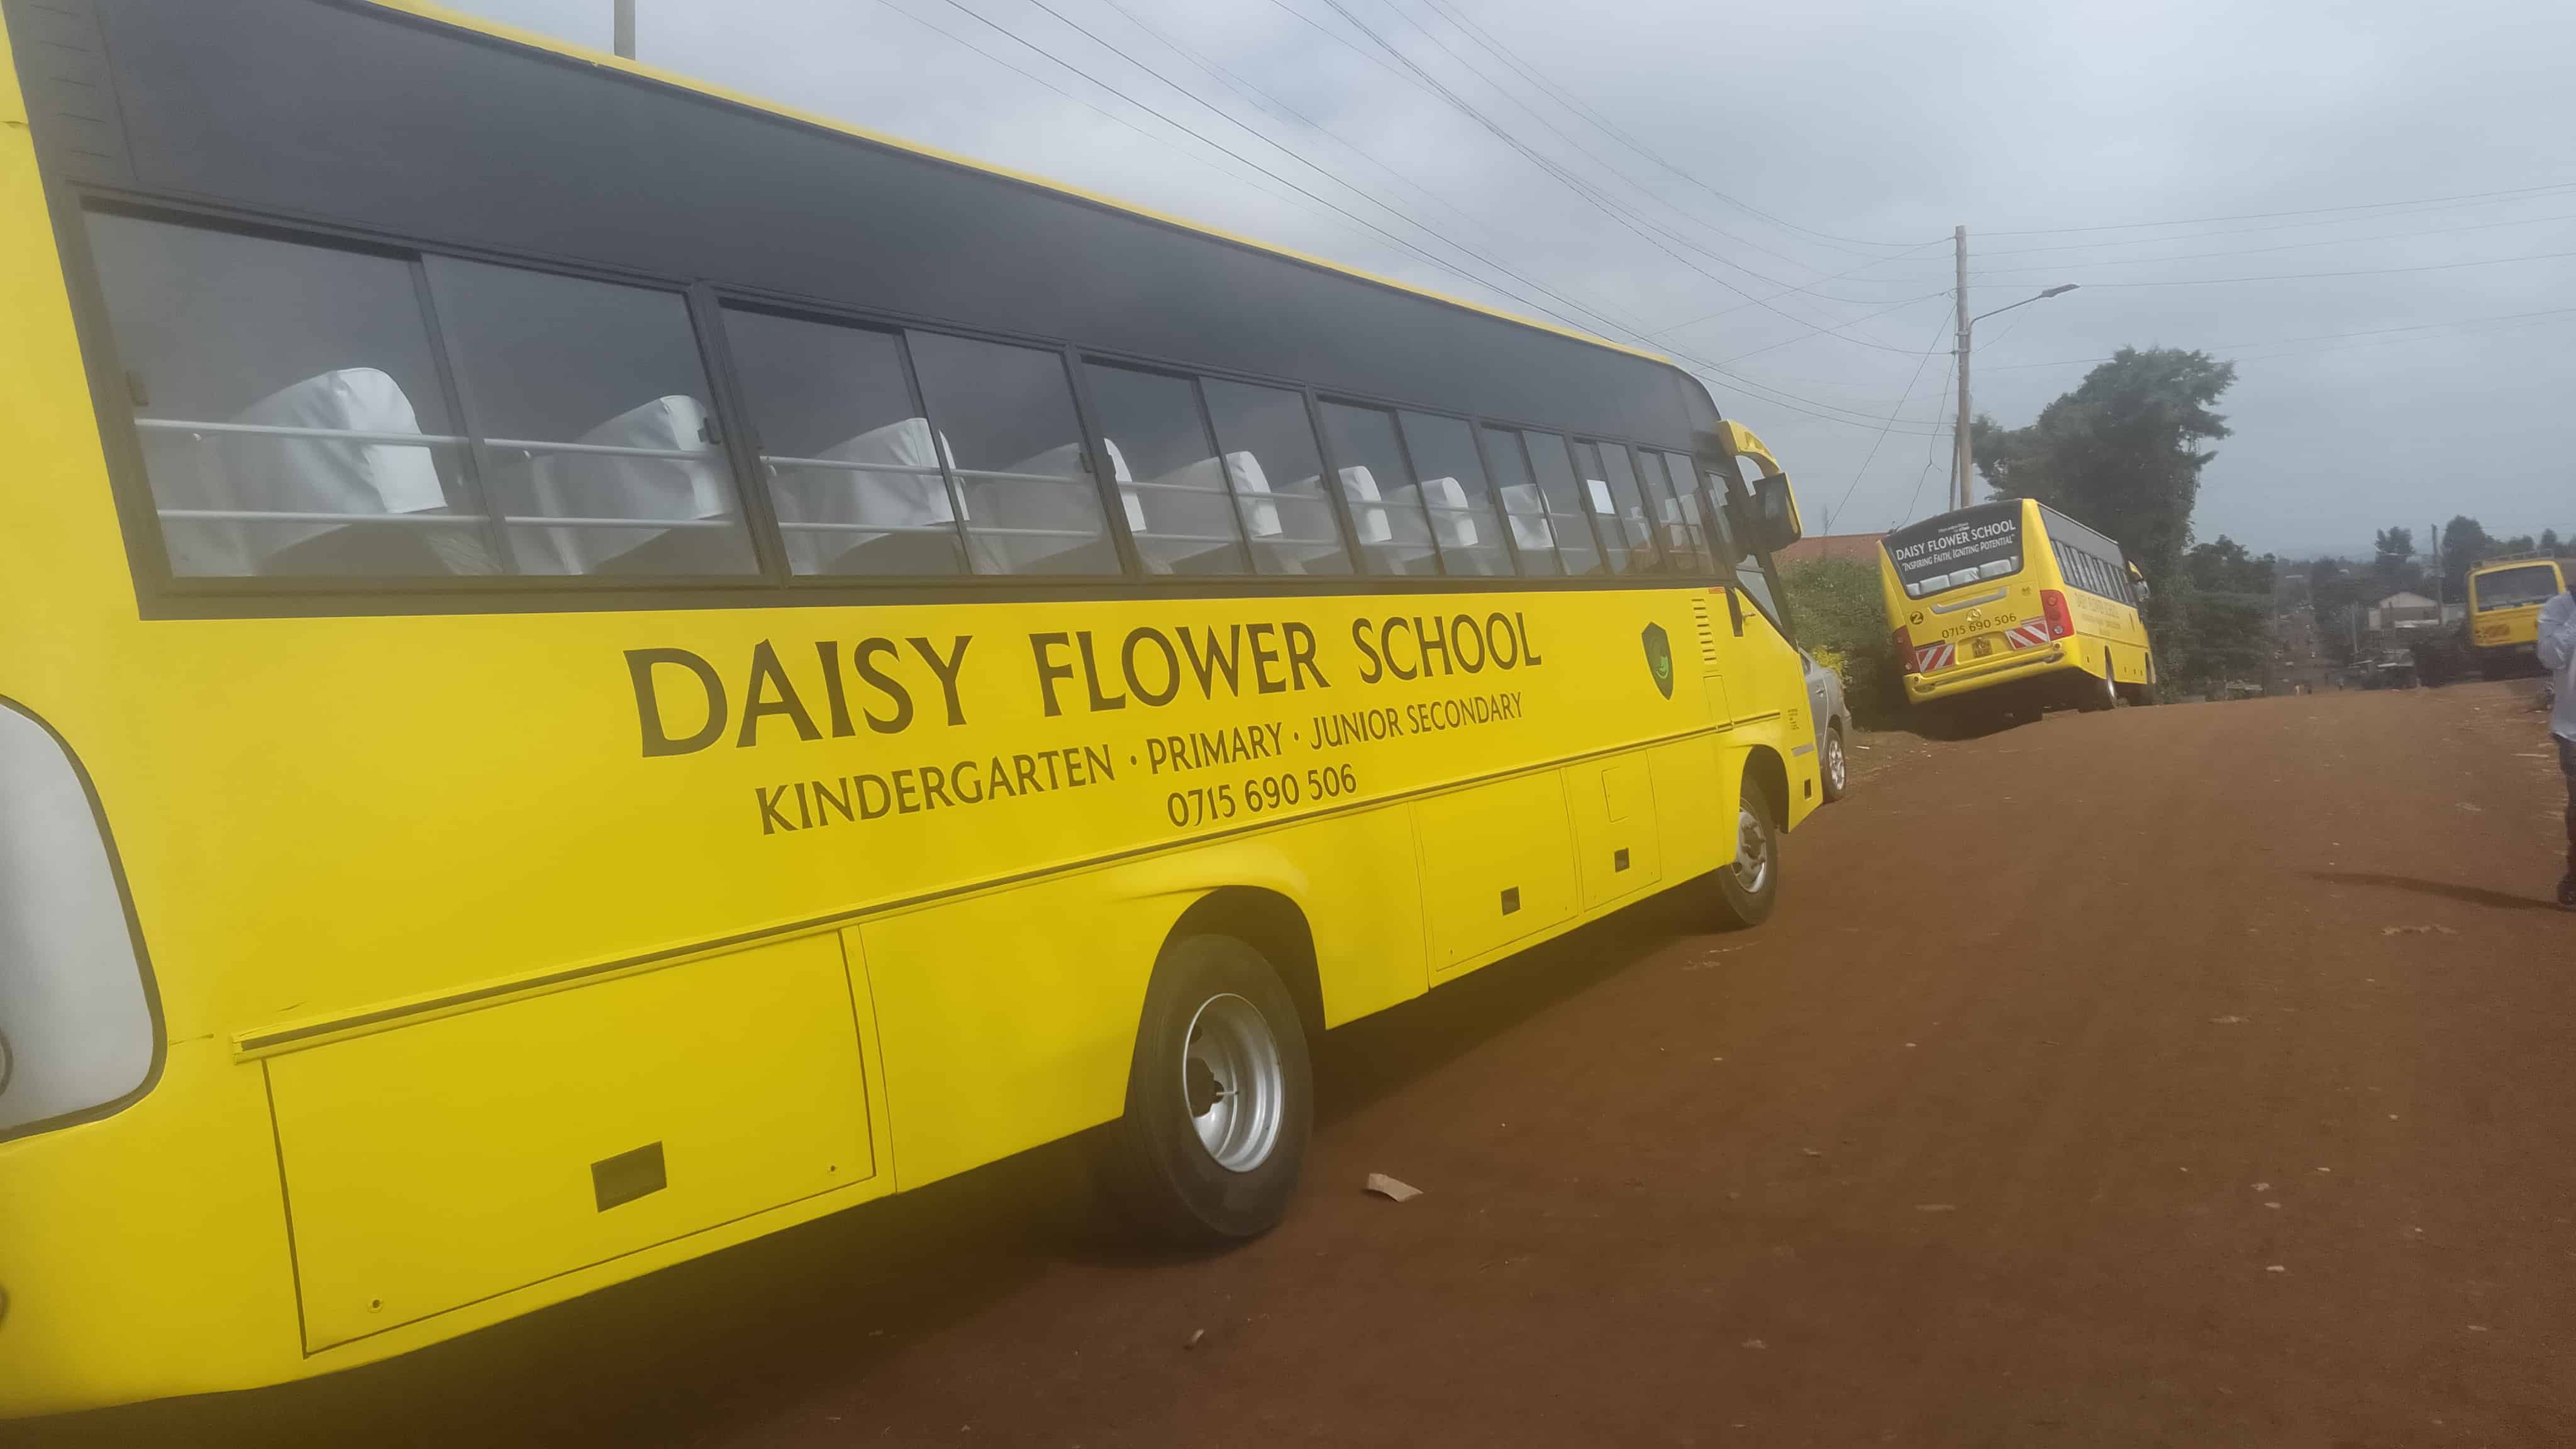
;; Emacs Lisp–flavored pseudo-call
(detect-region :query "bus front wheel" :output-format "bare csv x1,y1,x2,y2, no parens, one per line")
1709,782,1781,930
1099,933,1313,1244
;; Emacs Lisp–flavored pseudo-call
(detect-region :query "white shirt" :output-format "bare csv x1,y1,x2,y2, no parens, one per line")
2539,589,2576,741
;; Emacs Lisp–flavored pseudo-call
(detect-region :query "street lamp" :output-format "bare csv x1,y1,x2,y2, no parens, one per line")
1952,282,2078,509
614,0,635,58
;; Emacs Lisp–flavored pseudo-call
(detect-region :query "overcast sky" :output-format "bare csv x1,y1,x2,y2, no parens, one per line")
455,0,2576,560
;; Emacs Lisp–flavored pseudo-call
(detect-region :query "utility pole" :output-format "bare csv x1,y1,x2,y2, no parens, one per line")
613,0,635,58
1953,225,1972,511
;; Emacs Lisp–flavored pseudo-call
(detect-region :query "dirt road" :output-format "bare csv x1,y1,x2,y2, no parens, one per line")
31,683,2576,1447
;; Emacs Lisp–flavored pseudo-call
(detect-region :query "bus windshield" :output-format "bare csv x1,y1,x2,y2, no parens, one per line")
1885,502,2023,599
2473,564,2562,609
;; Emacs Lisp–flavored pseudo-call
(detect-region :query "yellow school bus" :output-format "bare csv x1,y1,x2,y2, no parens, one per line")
2466,553,2568,677
0,0,1823,1415
1880,498,2158,722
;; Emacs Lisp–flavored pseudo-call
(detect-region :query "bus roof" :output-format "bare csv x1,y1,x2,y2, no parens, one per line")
366,1,1668,369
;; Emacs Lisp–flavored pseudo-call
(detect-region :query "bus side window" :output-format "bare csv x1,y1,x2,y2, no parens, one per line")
1199,379,1355,577
1082,364,1251,577
1318,401,1441,577
1635,450,1706,572
425,257,761,578
721,306,967,577
1594,443,1663,574
1521,431,1604,576
905,331,1121,576
1660,452,1717,571
1396,412,1513,577
84,213,499,579
1479,425,1563,575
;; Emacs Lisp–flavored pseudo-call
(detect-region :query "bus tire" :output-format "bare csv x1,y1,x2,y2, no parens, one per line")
2080,652,2118,713
1709,780,1781,930
1821,723,1850,803
1099,933,1313,1244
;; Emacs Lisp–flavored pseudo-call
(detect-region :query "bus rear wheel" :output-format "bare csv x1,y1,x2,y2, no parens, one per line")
2080,652,2118,713
1709,780,1780,929
1098,933,1313,1244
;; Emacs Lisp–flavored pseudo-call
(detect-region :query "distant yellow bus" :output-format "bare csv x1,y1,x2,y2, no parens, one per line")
0,0,1825,1415
2466,554,2568,677
1880,499,2158,722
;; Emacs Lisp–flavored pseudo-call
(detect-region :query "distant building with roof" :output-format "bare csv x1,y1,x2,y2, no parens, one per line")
1774,533,1885,568
2366,591,2441,631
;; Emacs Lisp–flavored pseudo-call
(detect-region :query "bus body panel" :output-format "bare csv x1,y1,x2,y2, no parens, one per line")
0,0,1824,1416
269,931,883,1352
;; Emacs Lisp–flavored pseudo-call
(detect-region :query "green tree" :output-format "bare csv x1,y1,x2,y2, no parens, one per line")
2185,535,2275,594
2544,528,2563,553
1779,555,1901,724
2438,514,2492,601
2304,556,2363,663
1970,347,2236,596
2167,536,2277,692
2372,527,2421,595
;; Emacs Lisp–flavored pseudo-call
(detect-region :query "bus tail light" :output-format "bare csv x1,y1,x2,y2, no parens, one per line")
1890,624,1913,658
0,704,157,1140
2040,589,2074,640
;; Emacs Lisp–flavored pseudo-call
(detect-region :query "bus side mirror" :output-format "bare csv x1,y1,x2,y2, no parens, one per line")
1752,473,1802,554
2135,579,2153,601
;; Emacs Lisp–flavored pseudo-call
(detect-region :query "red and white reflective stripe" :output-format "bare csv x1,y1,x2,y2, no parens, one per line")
1914,640,1955,673
2006,620,2051,651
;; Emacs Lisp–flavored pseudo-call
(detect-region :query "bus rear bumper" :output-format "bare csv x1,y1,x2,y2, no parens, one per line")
1904,645,2073,703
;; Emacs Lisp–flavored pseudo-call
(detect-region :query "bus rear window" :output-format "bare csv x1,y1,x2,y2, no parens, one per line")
1884,503,2023,597
2473,564,2562,609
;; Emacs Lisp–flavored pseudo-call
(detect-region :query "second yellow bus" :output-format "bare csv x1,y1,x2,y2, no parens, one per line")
1881,499,2158,724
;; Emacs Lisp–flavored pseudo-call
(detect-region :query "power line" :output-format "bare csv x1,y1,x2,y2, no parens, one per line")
925,0,1645,341
2077,246,2576,289
1972,187,2576,257
1408,0,1934,256
963,1,1955,429
1302,0,1938,352
1371,0,1918,281
1714,290,1950,363
1825,311,1956,532
1982,303,2576,373
1651,240,1949,341
873,1,1415,255
1890,358,1957,531
1974,208,2576,274
1981,179,2576,238
1087,0,1521,260
1695,362,1951,434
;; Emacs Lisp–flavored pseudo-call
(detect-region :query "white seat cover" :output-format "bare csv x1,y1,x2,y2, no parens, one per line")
157,367,447,575
525,394,726,574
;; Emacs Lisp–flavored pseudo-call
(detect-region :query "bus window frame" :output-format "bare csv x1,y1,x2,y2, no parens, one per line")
52,185,1732,618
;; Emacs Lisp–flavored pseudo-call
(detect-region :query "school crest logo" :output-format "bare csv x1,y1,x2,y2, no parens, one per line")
1641,623,1675,699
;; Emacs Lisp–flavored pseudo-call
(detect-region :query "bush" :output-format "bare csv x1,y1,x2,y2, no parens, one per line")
1780,556,1901,724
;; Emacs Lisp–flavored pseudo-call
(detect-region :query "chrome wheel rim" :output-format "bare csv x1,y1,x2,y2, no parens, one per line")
1826,732,1847,792
1732,802,1772,896
1182,992,1284,1172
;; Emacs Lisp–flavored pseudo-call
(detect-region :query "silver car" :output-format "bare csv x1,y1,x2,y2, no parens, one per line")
1800,648,1852,804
